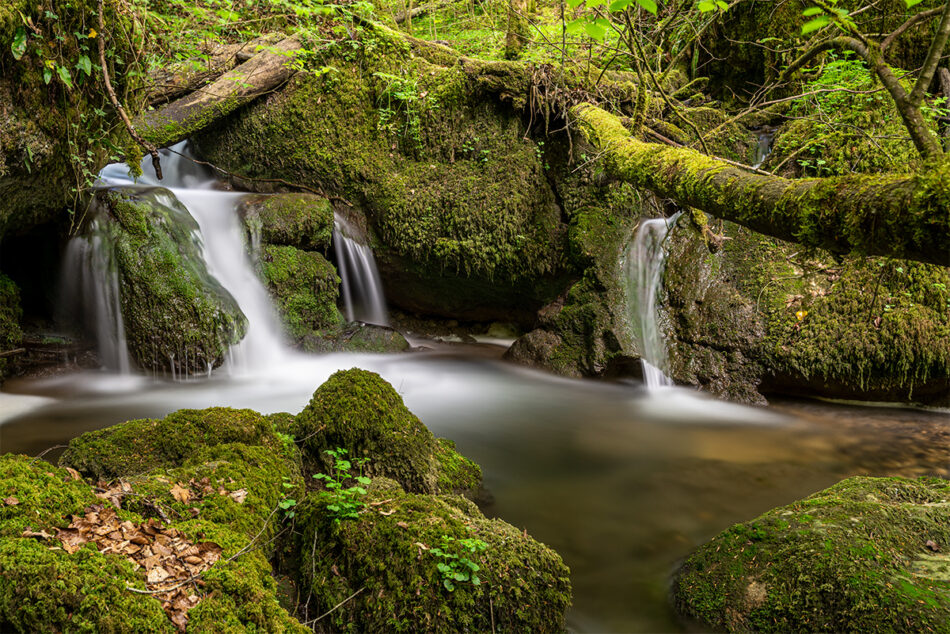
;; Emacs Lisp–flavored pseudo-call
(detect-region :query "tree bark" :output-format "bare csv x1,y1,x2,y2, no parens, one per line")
137,37,301,148
572,103,950,267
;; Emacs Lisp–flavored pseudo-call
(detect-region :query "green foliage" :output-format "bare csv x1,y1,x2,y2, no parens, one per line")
313,447,372,524
429,535,488,591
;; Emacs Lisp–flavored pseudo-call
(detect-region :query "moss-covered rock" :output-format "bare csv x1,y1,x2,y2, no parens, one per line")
293,369,481,496
258,244,344,344
60,407,281,480
0,453,306,633
673,476,950,632
195,24,572,322
91,187,247,375
317,322,411,353
294,482,571,632
240,193,334,252
0,273,22,381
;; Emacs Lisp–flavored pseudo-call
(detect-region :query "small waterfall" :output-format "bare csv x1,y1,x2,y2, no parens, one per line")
624,212,681,389
333,215,389,326
58,223,131,373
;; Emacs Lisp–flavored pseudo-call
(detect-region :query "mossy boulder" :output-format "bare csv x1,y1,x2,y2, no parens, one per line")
60,406,282,480
240,193,334,252
293,481,571,632
293,369,481,496
92,187,247,375
0,273,22,381
319,322,411,353
258,244,345,344
673,476,950,632
663,206,950,405
195,24,572,323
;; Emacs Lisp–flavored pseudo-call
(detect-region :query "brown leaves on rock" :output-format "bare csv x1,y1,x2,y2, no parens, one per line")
23,501,222,631
926,539,940,552
3,496,19,506
169,482,191,504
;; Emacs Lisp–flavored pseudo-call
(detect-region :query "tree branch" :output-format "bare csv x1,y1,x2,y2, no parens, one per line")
910,0,950,105
882,6,943,51
573,103,950,267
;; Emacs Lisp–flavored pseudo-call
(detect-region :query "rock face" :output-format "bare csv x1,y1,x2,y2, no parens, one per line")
673,476,950,632
239,193,334,252
93,187,247,374
0,274,22,382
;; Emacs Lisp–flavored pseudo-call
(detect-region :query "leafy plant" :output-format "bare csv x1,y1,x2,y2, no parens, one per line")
429,535,488,591
313,447,371,524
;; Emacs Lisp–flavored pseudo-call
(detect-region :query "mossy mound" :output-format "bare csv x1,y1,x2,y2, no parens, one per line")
60,407,281,480
294,482,571,632
315,322,411,354
0,273,22,381
240,193,334,252
0,454,306,633
258,244,344,344
94,187,247,375
293,369,481,496
664,218,950,405
673,476,950,632
195,24,572,322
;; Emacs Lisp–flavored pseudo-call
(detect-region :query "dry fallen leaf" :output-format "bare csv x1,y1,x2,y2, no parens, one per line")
21,529,53,540
228,488,248,504
396,521,409,529
3,496,19,506
64,467,82,481
169,483,191,504
926,539,940,552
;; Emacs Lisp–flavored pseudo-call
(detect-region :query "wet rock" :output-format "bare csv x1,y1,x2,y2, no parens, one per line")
239,193,333,252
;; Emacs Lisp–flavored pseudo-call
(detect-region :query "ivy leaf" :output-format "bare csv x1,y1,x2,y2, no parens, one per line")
636,0,657,14
76,54,92,77
43,67,52,84
12,26,27,60
56,65,73,89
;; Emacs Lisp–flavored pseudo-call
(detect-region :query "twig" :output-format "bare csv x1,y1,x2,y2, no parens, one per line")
31,445,70,464
882,7,944,50
306,587,366,625
0,348,26,358
97,0,163,180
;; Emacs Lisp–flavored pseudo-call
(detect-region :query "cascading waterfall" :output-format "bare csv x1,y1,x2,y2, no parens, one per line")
624,212,682,389
333,215,389,326
87,142,292,376
753,127,775,169
58,222,131,373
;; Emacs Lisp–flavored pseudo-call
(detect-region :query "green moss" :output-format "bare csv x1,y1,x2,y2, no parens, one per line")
259,244,344,343
0,455,99,537
240,193,334,252
95,187,247,375
674,476,950,632
294,485,571,632
293,369,482,495
60,407,281,480
293,369,441,493
433,438,482,497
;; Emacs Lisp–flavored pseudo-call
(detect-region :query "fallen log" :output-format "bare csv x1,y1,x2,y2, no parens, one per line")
137,37,302,148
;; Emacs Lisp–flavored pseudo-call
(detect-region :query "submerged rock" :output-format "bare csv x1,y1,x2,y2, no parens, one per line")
91,187,247,375
673,476,950,632
294,479,571,632
293,368,480,497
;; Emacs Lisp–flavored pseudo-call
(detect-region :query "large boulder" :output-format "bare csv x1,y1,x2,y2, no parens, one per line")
239,193,334,252
293,369,481,496
89,187,247,375
673,476,950,632
294,479,572,632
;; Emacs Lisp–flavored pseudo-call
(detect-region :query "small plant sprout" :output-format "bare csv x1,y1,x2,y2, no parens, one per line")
313,448,372,524
429,535,488,591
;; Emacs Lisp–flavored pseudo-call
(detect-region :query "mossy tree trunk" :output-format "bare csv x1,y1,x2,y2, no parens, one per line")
572,103,950,267
505,0,528,60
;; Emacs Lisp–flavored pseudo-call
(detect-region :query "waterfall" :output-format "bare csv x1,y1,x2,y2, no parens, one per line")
58,222,131,373
91,142,291,375
624,212,681,389
333,215,389,326
753,127,775,169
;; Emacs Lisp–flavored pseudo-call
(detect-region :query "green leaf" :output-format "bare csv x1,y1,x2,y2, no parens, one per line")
56,65,73,89
697,1,716,12
443,579,455,591
801,16,829,34
801,6,823,16
608,0,630,11
585,0,604,7
565,18,586,34
583,21,607,40
636,0,657,13
76,54,92,76
906,0,924,5
43,67,52,84
567,0,585,9
12,27,27,60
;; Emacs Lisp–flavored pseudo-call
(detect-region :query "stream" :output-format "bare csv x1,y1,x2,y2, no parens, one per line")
1,146,949,632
